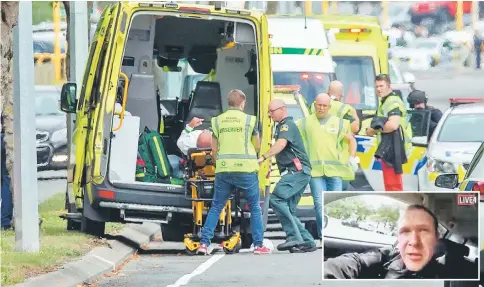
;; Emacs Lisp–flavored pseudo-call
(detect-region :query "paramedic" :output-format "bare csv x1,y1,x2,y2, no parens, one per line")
327,80,360,191
197,89,270,255
259,99,317,253
324,205,447,279
366,74,412,191
327,80,360,134
170,117,212,178
298,93,357,238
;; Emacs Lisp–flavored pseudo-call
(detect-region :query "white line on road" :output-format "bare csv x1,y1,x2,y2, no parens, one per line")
165,254,225,287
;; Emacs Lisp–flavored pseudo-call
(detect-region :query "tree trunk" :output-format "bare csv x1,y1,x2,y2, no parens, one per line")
266,1,279,14
1,1,19,193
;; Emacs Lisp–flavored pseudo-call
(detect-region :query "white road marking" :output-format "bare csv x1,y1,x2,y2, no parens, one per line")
165,254,225,287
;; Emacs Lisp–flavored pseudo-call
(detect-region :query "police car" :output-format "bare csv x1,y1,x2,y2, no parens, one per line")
416,100,484,191
435,141,484,196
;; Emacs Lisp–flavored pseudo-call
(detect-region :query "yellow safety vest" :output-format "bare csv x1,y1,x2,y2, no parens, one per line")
376,94,413,156
298,114,347,178
310,100,355,180
211,109,258,173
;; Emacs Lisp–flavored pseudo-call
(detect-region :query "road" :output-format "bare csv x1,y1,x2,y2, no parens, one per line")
33,68,482,286
37,170,66,203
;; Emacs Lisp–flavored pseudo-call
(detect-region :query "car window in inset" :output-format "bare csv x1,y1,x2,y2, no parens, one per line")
324,195,407,245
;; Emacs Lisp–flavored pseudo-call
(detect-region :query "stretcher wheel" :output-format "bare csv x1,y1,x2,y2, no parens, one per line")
185,247,197,256
223,242,241,254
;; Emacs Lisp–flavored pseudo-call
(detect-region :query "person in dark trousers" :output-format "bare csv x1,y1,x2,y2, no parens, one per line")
407,90,443,139
325,205,449,279
1,115,13,230
474,29,482,69
259,99,317,253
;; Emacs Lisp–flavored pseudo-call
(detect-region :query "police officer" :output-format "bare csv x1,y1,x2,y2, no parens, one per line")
407,90,443,138
259,99,317,253
197,89,271,255
298,93,357,240
366,74,413,191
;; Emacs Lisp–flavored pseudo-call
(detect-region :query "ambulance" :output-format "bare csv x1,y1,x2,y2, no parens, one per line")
58,2,276,245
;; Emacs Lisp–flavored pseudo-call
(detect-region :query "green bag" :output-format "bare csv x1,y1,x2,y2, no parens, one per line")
135,127,172,184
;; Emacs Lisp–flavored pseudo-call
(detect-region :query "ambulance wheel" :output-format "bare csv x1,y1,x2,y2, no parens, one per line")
81,194,105,237
65,194,81,231
241,230,253,249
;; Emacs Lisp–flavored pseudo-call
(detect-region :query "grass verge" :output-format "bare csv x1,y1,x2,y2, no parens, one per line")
1,193,124,285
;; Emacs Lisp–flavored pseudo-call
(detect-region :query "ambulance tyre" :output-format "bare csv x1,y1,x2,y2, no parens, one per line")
65,193,81,231
81,192,106,237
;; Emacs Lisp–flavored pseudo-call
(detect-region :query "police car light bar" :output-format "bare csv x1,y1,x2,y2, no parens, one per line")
449,98,484,107
339,28,371,34
273,85,301,93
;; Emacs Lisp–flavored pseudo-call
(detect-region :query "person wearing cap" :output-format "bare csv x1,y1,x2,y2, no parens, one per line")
407,90,443,139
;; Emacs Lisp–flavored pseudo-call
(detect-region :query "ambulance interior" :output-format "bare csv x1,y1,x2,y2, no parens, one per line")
108,12,260,187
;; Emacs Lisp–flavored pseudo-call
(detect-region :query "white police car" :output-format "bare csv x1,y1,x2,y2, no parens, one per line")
416,100,484,191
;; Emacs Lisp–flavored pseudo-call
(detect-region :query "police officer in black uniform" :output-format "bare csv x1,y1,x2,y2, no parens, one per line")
407,90,443,138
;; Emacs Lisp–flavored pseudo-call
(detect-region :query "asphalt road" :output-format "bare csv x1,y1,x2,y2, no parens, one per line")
37,170,66,203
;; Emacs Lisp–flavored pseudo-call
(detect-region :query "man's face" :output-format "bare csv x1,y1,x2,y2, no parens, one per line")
375,80,390,98
397,209,438,272
314,99,330,118
268,105,285,122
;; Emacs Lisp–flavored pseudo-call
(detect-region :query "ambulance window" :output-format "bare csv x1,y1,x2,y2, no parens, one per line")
272,72,331,105
332,56,377,110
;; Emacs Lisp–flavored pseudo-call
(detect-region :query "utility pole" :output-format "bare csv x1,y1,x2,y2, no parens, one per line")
322,1,329,15
471,0,479,29
65,1,89,216
13,1,39,253
53,1,62,83
456,0,464,31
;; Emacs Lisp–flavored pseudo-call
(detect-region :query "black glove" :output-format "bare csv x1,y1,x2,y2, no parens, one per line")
371,117,388,130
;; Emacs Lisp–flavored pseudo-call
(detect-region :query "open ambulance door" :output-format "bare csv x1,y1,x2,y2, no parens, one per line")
60,4,123,212
359,109,431,191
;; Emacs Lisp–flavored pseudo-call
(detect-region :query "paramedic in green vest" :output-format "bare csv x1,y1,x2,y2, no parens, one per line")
327,80,360,191
366,74,412,191
197,89,271,255
258,99,317,253
298,93,357,239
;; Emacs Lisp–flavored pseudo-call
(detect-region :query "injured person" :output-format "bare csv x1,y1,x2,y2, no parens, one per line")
169,117,212,178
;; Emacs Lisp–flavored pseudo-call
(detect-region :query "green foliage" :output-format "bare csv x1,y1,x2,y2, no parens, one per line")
32,1,54,25
326,197,400,227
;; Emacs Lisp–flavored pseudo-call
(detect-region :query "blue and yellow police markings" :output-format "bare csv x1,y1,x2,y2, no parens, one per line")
355,136,428,175
270,47,325,56
459,179,478,191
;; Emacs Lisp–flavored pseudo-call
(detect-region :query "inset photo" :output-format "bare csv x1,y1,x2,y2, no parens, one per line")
322,192,479,280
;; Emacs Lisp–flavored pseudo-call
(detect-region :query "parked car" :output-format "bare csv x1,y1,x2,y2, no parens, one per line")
35,85,68,170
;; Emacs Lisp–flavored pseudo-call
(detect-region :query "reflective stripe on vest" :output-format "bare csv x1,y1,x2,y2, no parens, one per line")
212,109,258,173
301,115,347,177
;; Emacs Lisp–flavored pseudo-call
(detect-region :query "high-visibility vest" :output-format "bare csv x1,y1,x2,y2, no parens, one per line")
376,93,413,156
298,114,347,178
211,109,258,173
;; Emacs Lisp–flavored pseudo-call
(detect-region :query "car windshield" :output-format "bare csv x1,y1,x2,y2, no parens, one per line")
438,113,484,142
273,72,331,106
35,89,63,116
286,104,305,121
332,56,377,110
